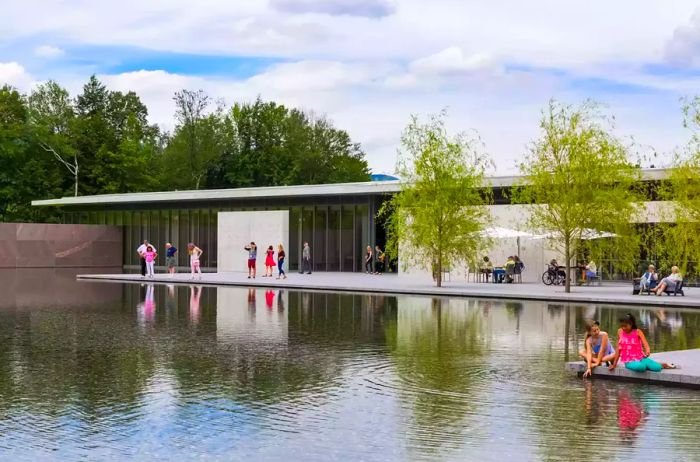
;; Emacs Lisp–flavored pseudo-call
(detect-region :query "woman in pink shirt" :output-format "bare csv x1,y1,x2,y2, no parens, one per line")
144,245,157,278
609,313,676,372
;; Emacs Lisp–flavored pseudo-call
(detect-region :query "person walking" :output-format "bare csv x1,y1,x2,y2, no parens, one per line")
144,244,157,278
137,239,149,277
165,243,178,277
245,242,257,278
188,243,203,280
364,245,373,273
264,245,275,277
374,245,385,274
276,244,287,279
301,242,312,274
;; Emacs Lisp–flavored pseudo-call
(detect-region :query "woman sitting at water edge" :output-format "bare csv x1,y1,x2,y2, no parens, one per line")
579,320,615,378
651,266,682,296
609,313,676,373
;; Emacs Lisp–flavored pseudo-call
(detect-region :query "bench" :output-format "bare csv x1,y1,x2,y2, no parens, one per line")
664,279,685,296
632,277,658,295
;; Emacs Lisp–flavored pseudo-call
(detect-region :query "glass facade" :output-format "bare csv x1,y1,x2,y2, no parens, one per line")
63,194,385,272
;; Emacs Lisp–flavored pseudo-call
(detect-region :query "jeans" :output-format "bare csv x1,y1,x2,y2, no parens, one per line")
278,258,285,276
146,261,155,277
140,257,147,276
625,357,663,372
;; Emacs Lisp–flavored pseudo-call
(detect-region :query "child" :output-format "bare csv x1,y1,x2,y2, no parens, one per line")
188,243,203,280
144,245,157,278
578,320,615,378
264,245,275,277
276,244,286,279
609,313,676,373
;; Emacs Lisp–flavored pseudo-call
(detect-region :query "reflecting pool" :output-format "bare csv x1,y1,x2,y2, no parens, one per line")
1,269,699,461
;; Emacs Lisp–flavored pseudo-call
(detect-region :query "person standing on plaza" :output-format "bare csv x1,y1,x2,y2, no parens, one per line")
264,245,275,277
245,242,257,278
374,245,385,274
276,244,287,279
144,244,157,278
137,240,149,277
188,243,203,280
364,245,373,273
165,243,178,277
301,242,312,274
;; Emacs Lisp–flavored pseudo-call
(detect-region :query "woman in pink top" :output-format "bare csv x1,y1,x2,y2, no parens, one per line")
609,313,676,373
144,245,157,278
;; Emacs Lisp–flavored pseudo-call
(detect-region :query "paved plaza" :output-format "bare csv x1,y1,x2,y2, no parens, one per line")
78,271,700,308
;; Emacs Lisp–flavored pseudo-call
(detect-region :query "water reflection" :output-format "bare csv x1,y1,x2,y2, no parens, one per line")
0,269,699,460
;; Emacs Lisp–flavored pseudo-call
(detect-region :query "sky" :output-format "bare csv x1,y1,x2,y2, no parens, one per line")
2,0,700,175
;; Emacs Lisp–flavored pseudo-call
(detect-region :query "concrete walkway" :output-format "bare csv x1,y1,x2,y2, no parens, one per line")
77,271,700,308
566,349,700,388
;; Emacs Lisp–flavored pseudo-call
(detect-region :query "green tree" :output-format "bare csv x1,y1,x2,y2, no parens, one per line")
220,98,369,188
379,112,492,287
27,81,79,196
514,101,642,292
0,85,63,221
656,97,700,276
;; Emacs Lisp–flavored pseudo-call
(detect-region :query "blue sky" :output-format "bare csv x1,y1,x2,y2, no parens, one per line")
2,0,700,173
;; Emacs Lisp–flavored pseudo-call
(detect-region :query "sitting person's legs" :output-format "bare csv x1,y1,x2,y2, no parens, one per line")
625,357,664,372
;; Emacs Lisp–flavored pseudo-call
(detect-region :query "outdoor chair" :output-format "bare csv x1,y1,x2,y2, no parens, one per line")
632,277,658,295
664,280,685,296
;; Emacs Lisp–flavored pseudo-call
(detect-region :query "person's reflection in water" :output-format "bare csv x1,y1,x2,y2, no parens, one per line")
617,389,646,444
265,290,275,310
189,285,202,324
166,284,176,315
137,284,156,326
277,289,285,313
583,380,609,428
248,289,257,318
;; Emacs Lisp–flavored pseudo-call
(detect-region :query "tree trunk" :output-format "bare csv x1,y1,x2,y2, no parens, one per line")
73,162,79,197
564,239,571,293
436,252,442,288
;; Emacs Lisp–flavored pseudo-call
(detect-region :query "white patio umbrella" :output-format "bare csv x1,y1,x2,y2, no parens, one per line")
531,228,618,241
481,227,534,256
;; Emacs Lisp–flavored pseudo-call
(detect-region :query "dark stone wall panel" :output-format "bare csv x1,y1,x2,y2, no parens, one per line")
0,224,122,268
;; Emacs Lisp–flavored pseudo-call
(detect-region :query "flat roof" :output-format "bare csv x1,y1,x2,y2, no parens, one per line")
32,168,671,207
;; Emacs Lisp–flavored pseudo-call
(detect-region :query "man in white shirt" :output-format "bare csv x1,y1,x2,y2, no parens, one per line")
137,240,149,277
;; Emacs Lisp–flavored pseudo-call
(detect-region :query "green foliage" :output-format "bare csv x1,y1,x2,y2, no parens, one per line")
656,97,700,277
0,85,63,222
1,80,370,222
379,112,492,287
514,100,642,292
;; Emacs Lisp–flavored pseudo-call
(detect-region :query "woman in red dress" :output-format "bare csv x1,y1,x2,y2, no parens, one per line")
264,245,276,277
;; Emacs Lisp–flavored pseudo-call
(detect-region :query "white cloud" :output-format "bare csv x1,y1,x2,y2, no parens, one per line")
410,48,499,76
665,9,700,66
270,0,396,17
0,62,34,89
34,45,65,58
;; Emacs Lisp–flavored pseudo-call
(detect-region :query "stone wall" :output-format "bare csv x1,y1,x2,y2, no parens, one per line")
217,211,289,273
0,223,122,268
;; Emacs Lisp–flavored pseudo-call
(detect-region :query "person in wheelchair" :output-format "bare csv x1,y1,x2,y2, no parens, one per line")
549,259,566,279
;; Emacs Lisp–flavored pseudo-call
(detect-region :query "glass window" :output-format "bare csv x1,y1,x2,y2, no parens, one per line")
340,206,354,272
328,206,340,271
356,204,369,269
289,207,301,271
179,210,190,267
302,207,314,268
210,210,218,269
314,207,327,272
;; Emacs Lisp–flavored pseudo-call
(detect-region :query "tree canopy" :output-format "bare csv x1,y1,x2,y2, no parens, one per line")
379,112,492,287
0,78,371,221
514,100,642,292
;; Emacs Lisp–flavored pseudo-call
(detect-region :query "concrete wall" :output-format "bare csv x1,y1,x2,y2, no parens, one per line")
217,211,289,273
0,223,122,268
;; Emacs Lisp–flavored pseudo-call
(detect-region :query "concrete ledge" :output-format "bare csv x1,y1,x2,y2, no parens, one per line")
74,271,700,308
566,349,700,389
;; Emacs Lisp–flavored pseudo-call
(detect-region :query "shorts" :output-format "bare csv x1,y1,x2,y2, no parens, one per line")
191,259,200,268
166,256,177,268
248,259,256,269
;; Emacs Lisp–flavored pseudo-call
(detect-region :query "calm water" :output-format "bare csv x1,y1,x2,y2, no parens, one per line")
1,269,700,461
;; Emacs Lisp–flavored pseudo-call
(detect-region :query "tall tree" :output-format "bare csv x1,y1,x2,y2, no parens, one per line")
379,112,492,287
27,81,79,196
657,97,700,276
514,100,641,292
0,85,63,221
